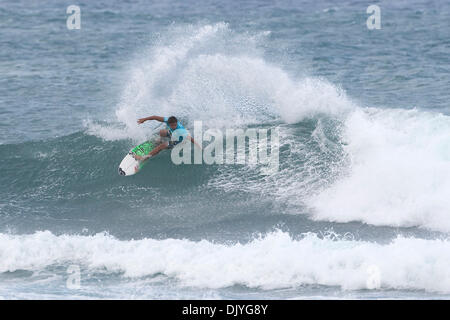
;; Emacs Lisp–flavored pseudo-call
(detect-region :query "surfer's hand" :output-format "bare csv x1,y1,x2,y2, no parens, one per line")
188,136,202,150
137,118,146,124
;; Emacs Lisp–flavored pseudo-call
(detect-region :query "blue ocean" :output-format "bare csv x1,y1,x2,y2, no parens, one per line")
1,0,450,299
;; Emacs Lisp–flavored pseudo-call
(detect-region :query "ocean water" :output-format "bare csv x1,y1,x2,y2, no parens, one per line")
1,0,450,299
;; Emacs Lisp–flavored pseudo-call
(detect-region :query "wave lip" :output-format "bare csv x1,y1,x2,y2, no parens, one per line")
2,230,450,293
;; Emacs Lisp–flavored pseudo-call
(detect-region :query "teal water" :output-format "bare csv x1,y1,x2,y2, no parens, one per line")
1,0,450,299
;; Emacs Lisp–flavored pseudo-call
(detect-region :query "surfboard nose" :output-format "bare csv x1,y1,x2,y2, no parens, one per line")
118,167,126,176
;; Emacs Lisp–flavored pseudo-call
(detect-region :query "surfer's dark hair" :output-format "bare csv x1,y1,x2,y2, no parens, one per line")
167,116,177,124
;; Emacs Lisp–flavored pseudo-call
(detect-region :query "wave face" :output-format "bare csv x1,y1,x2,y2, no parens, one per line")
2,0,450,299
86,21,450,234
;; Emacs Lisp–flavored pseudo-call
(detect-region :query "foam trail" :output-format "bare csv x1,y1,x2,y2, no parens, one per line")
2,231,450,292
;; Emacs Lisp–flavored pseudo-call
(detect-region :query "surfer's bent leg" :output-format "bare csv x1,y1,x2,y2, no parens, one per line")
159,129,169,137
149,142,169,157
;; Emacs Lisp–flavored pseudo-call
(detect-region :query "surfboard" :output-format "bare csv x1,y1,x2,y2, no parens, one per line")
118,140,155,176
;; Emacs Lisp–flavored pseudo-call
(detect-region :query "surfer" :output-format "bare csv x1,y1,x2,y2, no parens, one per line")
134,115,199,160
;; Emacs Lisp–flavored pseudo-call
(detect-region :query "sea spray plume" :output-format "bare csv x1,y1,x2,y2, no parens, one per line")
86,23,355,141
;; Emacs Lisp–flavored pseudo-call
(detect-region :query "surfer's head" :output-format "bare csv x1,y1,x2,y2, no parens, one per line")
167,116,178,130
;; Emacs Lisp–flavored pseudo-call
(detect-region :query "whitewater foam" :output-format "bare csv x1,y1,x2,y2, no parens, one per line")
2,230,450,293
308,108,450,232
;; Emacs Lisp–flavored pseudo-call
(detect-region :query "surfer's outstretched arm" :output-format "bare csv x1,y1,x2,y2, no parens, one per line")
137,115,164,124
188,135,202,150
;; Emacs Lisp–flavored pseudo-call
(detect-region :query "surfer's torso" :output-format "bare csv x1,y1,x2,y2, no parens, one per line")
163,116,188,146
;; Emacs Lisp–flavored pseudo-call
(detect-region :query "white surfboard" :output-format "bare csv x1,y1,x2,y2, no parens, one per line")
118,140,155,176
